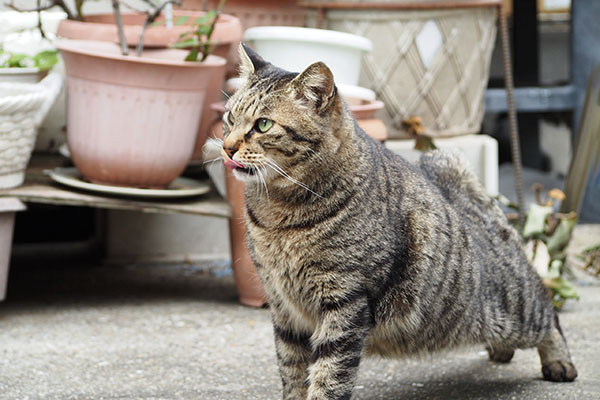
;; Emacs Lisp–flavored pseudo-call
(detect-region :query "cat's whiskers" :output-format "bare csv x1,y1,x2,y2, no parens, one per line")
254,161,270,201
264,158,323,199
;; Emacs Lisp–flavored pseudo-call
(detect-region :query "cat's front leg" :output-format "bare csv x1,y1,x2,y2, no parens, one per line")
272,304,312,399
307,296,372,400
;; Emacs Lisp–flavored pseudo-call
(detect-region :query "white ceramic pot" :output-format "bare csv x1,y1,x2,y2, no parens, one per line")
0,68,45,84
243,26,372,86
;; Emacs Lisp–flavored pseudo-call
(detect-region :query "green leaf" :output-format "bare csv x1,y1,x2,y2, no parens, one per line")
196,24,212,36
522,204,553,238
414,136,438,152
7,53,29,68
495,194,520,210
546,214,577,253
151,20,165,27
33,50,58,71
173,38,198,48
185,48,199,62
193,14,212,25
547,259,563,279
174,16,190,26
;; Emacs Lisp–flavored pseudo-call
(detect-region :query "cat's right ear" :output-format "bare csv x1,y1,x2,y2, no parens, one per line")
238,43,267,78
290,62,336,113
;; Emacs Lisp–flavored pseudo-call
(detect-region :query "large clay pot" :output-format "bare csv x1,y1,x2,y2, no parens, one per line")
57,39,226,188
225,166,268,307
57,12,243,162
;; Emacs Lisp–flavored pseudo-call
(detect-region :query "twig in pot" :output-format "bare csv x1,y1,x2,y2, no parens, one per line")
135,0,182,57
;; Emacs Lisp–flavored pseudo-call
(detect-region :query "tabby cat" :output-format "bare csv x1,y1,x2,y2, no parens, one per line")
219,44,577,399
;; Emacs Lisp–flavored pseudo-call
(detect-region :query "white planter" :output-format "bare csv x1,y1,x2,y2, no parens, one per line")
311,6,498,139
0,68,45,84
385,134,499,195
0,73,63,188
243,26,372,86
0,198,26,301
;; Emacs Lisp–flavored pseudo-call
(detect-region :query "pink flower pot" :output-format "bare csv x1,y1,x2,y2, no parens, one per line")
57,40,226,188
57,13,243,164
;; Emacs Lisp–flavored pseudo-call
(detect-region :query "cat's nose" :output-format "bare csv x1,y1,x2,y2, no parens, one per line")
224,146,237,158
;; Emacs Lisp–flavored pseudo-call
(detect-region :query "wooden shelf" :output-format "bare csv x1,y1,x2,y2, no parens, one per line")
0,155,231,219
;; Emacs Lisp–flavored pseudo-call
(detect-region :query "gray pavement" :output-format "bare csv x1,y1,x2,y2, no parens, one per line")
1,227,599,400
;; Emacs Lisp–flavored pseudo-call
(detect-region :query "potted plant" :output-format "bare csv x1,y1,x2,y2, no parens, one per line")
0,10,63,83
0,48,59,83
54,0,231,187
11,0,242,163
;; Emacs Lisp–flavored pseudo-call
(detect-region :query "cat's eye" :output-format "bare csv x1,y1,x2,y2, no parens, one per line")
256,118,273,133
227,112,234,125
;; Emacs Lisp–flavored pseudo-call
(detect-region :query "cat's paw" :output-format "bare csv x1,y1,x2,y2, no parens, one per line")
486,346,515,363
542,360,578,382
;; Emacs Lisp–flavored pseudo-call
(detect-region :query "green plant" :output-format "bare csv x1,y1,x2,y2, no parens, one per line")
0,48,58,70
499,185,580,310
580,243,600,277
171,0,226,62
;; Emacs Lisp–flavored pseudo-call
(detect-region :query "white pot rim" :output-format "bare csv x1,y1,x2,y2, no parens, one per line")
0,67,41,74
338,84,375,102
244,26,372,53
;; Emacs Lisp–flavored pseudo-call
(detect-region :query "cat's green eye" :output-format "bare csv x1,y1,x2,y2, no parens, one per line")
256,118,273,133
227,112,234,125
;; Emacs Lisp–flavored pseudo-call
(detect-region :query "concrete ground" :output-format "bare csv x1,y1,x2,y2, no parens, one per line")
1,227,599,400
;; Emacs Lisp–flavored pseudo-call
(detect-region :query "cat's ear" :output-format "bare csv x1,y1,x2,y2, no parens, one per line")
238,43,268,78
290,62,336,112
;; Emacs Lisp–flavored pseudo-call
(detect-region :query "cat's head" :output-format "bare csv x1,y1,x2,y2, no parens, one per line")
220,44,348,187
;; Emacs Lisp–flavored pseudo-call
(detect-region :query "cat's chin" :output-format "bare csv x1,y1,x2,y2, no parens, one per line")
232,168,258,183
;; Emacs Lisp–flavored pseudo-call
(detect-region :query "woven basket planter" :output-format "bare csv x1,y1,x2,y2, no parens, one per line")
305,2,498,139
0,73,62,189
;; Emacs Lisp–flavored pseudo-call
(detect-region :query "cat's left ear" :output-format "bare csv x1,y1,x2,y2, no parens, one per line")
290,62,336,113
238,43,268,78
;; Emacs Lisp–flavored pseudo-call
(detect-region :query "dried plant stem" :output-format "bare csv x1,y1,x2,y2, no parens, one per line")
135,0,182,56
112,0,129,56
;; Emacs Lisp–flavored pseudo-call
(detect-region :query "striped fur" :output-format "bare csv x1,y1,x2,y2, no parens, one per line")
220,45,577,399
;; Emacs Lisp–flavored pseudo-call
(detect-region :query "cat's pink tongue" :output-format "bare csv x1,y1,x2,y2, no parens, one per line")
224,159,244,170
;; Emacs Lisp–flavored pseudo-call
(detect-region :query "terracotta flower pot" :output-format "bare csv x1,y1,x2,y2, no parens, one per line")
57,39,226,188
57,13,243,163
224,166,268,307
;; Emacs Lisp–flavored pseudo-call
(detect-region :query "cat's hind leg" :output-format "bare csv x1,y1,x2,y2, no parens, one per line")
486,345,515,363
537,315,577,382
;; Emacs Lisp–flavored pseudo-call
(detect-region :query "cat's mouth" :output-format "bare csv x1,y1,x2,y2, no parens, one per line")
224,158,255,175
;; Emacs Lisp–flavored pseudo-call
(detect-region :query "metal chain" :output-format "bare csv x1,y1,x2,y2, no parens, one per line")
498,4,526,227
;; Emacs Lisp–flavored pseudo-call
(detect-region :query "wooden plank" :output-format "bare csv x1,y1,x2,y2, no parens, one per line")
0,183,231,218
562,66,600,222
0,156,231,218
